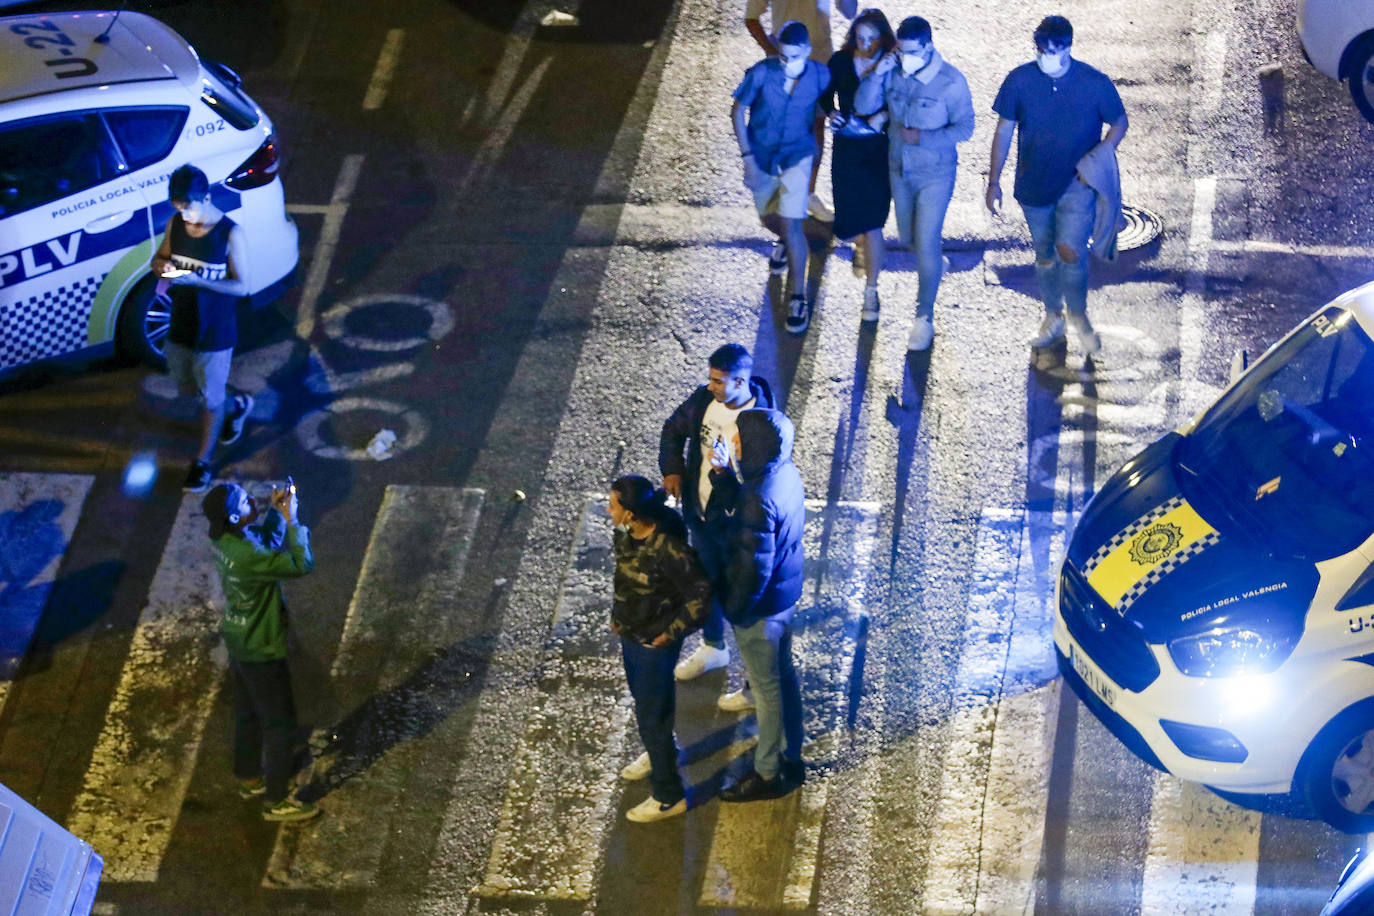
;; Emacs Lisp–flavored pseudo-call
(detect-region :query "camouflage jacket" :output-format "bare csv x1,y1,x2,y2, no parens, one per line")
612,527,711,645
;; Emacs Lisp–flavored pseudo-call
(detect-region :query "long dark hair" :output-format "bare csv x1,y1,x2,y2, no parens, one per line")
839,8,895,59
612,475,687,540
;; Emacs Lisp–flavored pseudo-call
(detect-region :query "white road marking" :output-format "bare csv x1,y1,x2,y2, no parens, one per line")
294,396,429,461
698,501,878,910
362,29,405,111
457,55,553,192
265,487,484,889
0,473,93,716
295,153,364,340
473,498,626,901
65,489,242,882
1209,239,1374,260
923,509,1064,915
1141,775,1261,915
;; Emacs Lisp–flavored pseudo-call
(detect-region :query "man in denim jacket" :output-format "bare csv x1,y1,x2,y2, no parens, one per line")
855,16,973,351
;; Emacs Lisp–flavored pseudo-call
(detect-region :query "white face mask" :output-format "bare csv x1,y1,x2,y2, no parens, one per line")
1036,50,1068,75
783,56,807,78
900,48,930,75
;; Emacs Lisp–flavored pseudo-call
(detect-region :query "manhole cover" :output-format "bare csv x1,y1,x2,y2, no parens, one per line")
1117,203,1163,251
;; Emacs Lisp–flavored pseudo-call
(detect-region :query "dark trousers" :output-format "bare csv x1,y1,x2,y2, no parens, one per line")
228,658,298,803
620,636,685,805
684,510,728,647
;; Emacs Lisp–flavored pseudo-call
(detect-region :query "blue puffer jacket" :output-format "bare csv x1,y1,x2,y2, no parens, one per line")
722,408,805,627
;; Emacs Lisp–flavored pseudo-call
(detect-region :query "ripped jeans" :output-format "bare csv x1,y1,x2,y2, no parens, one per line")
1020,179,1095,317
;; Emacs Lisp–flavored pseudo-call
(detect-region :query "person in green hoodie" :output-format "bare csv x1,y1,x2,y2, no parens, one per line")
201,480,318,823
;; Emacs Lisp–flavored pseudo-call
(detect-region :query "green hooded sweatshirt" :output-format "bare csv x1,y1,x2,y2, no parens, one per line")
211,509,314,662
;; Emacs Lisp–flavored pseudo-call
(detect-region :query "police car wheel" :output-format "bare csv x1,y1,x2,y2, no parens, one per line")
1347,35,1374,126
1299,701,1374,833
116,276,171,369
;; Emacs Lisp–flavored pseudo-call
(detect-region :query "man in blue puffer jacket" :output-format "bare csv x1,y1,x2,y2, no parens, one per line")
716,407,806,802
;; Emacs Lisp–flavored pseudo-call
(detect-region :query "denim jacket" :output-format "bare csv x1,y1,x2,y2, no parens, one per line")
855,51,974,177
733,57,831,175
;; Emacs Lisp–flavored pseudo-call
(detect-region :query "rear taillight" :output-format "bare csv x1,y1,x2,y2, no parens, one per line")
225,135,280,190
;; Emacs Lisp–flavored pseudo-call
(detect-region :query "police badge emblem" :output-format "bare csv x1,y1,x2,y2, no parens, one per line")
1129,522,1184,566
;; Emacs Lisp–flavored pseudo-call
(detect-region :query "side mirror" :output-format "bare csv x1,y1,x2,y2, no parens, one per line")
1229,349,1249,385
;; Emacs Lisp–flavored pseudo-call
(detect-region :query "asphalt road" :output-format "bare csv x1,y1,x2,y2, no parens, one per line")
1,0,1373,913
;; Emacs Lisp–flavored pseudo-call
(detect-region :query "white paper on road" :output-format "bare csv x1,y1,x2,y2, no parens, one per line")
66,490,230,883
0,473,94,716
265,486,484,889
698,499,878,910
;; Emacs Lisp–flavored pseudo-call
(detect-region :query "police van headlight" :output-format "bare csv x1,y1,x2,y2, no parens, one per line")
1167,626,1298,677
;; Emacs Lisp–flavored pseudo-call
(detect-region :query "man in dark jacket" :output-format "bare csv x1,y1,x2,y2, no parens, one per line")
717,408,806,802
659,344,774,692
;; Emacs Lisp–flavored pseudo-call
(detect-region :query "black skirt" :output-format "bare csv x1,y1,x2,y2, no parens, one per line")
831,131,891,241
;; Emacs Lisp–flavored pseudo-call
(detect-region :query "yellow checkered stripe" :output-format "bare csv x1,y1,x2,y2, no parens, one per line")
1086,500,1219,610
1081,495,1185,576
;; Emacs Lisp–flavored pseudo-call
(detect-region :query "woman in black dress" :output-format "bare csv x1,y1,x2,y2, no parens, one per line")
826,9,895,321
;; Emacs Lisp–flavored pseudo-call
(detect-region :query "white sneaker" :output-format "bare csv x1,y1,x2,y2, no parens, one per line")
768,241,787,276
861,286,880,322
620,751,652,781
674,643,729,681
808,193,834,222
626,795,687,823
1067,312,1101,354
907,316,934,351
1031,314,1066,348
718,689,756,712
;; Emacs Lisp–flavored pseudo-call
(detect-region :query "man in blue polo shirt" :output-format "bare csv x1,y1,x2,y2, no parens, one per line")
985,15,1128,355
732,20,832,335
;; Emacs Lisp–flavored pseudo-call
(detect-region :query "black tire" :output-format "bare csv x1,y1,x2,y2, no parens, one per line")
1298,700,1374,833
115,275,171,369
1346,35,1374,125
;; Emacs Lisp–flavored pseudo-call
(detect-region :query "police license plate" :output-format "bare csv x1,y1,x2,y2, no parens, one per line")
1070,641,1118,707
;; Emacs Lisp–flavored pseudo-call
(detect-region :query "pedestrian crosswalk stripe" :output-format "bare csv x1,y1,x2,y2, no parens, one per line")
1140,773,1260,915
0,473,94,717
698,499,878,910
65,488,236,883
264,486,485,889
474,497,627,901
924,508,1065,914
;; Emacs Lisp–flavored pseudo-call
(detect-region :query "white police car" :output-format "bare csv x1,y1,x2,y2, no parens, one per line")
0,9,297,374
1055,283,1374,832
1297,0,1374,123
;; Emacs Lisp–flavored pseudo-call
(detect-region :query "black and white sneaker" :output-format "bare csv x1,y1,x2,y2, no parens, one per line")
768,241,788,276
784,294,810,334
220,393,254,445
183,460,212,493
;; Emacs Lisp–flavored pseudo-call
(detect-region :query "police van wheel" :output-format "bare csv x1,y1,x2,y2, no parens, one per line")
1298,701,1374,833
116,276,171,369
1347,34,1374,125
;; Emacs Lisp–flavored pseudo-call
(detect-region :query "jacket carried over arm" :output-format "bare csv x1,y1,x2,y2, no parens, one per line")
612,527,712,644
212,509,315,662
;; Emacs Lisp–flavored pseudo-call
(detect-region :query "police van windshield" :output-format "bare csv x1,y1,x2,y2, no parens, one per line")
1175,307,1374,559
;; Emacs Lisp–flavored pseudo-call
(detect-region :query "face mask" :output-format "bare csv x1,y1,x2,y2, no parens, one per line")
614,522,631,535
783,56,806,78
1037,50,1068,74
901,51,928,75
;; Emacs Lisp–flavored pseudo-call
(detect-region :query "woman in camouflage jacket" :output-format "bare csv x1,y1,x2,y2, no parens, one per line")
609,475,711,823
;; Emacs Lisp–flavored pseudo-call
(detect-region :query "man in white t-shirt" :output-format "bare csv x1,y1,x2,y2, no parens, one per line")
744,0,856,221
659,344,775,687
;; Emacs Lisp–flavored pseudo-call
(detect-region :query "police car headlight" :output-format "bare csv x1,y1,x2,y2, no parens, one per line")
1167,626,1298,677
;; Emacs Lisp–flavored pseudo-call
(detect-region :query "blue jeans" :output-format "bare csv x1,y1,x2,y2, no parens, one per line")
1020,180,1095,317
733,610,803,780
621,636,685,805
890,167,957,320
684,511,727,648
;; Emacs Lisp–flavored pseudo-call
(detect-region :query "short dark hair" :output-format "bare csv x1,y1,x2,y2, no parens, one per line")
777,20,810,47
611,475,687,539
708,343,753,375
169,164,210,203
1033,15,1073,50
895,16,931,43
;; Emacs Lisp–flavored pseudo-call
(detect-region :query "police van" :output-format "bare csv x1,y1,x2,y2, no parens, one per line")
1054,283,1374,832
0,9,297,374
